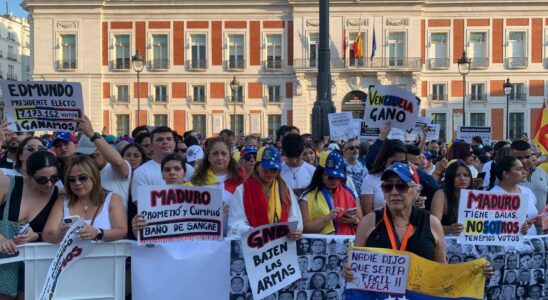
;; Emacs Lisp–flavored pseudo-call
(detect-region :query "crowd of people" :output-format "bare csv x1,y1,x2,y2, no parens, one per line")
0,117,547,299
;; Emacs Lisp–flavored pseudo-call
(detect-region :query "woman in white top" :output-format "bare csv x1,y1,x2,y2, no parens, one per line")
43,155,127,243
489,155,537,235
360,139,407,214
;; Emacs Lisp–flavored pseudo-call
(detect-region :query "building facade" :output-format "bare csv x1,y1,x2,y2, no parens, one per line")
0,14,31,118
23,0,548,140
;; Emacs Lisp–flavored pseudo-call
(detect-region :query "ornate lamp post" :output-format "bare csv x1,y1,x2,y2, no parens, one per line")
230,76,239,132
457,51,471,126
132,50,145,125
503,78,512,140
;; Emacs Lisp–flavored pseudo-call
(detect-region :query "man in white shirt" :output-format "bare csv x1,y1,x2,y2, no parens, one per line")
77,115,131,209
343,140,367,194
280,133,315,197
131,126,195,204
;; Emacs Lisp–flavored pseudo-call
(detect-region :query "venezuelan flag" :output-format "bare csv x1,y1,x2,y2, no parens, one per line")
345,247,486,300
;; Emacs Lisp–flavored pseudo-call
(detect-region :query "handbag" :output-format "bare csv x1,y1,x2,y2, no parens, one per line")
0,176,22,297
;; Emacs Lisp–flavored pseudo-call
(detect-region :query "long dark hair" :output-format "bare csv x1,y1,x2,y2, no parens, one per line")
15,136,45,172
487,150,513,190
443,160,472,224
369,139,407,175
121,142,149,166
250,161,291,209
26,150,59,177
190,137,243,185
489,156,519,190
447,141,471,161
300,165,348,200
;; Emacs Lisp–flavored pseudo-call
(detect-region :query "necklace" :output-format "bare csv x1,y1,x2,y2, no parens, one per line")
84,205,89,212
394,223,409,228
288,166,299,181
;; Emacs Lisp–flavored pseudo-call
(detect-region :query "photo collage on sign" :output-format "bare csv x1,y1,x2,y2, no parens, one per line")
229,238,350,300
446,236,548,300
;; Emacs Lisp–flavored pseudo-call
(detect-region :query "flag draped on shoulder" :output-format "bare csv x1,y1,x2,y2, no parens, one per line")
533,100,548,154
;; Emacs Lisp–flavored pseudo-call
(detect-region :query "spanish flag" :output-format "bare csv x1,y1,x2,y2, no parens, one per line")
533,100,548,155
345,246,486,300
353,33,363,58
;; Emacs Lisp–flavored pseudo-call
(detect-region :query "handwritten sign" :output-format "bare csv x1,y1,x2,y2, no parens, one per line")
364,85,420,131
407,117,440,141
347,249,410,294
353,119,362,138
328,112,355,141
137,185,223,244
457,126,492,145
457,189,528,246
39,220,95,299
0,80,84,132
241,222,300,300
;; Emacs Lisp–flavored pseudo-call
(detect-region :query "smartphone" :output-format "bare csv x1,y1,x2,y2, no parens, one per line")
19,223,30,235
63,215,81,225
477,172,486,180
344,208,358,215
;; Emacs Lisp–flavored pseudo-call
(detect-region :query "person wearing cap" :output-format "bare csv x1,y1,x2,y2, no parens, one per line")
185,145,204,168
77,115,131,209
239,146,257,175
422,150,436,175
281,134,316,197
299,150,362,235
51,131,77,179
343,162,494,290
228,146,303,238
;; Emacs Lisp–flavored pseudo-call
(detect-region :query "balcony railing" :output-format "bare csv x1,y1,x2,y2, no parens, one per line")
191,95,206,102
428,58,450,69
505,57,528,69
509,93,527,101
470,57,489,69
225,59,245,70
148,59,169,70
264,59,283,70
428,94,448,102
187,59,207,71
56,60,77,71
150,95,168,102
293,57,422,70
7,54,17,62
267,96,282,102
228,97,244,103
110,95,129,103
7,73,17,81
111,58,131,71
469,93,488,101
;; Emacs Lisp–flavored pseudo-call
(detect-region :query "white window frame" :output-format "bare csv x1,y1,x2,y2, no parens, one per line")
263,31,284,69
114,84,130,102
465,29,490,59
267,84,282,102
55,32,78,69
110,32,132,70
508,110,526,140
153,114,169,127
115,114,130,137
469,82,487,101
192,114,208,136
152,84,169,102
505,28,528,59
191,84,207,102
431,83,447,101
469,111,488,127
427,30,450,61
186,31,208,69
148,32,170,69
307,31,320,67
347,31,368,67
224,31,246,70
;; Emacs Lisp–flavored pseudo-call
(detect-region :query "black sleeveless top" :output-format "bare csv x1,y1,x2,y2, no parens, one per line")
0,176,58,234
366,206,435,260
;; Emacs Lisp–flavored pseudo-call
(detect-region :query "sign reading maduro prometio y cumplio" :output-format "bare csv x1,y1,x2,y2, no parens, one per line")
137,185,223,244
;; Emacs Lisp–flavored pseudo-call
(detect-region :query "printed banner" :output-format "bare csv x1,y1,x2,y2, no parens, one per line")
407,117,440,141
457,126,492,145
241,222,300,299
352,119,362,138
39,220,95,300
328,112,355,141
345,246,486,300
364,85,420,131
0,80,84,132
346,249,410,294
457,189,528,246
137,185,223,244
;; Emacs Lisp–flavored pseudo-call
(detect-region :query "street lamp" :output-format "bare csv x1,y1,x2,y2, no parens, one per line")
503,78,512,140
230,76,239,133
132,50,145,125
457,51,471,127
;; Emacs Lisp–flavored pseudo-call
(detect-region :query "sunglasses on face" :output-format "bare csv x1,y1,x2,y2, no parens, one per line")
345,146,359,151
243,154,256,161
33,175,58,185
67,175,90,184
24,145,46,152
381,181,413,193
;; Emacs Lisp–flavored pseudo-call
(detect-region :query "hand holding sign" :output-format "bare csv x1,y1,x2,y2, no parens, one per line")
364,85,420,131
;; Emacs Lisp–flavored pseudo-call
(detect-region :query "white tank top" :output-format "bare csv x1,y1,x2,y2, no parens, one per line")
63,192,113,229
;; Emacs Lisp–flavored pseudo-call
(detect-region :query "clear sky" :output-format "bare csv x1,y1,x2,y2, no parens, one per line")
5,0,27,17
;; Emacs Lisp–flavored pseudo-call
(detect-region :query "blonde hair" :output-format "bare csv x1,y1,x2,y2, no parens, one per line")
64,155,106,208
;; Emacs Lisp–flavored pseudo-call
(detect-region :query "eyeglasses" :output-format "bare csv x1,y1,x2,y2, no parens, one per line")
67,175,90,184
24,145,46,152
344,146,359,151
33,175,58,185
243,154,256,161
381,181,414,193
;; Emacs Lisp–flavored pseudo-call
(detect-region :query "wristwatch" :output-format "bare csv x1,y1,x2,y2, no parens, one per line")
95,228,104,241
89,132,102,142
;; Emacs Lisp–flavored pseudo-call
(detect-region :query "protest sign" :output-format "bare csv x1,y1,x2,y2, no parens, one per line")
39,220,96,300
407,117,440,141
328,112,355,141
137,185,223,244
363,85,420,131
457,189,528,246
352,119,362,138
346,249,410,294
241,221,300,300
0,80,84,132
457,126,492,145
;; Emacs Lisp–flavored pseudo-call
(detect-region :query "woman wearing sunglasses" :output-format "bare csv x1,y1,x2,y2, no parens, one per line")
43,155,127,243
0,151,60,298
343,162,493,293
0,136,47,177
228,146,303,238
299,150,362,235
430,160,472,235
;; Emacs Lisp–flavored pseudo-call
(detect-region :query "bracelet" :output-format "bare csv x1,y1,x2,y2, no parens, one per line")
36,232,42,242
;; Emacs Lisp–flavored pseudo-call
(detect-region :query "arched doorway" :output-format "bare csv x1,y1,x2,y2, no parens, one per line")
341,90,367,119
